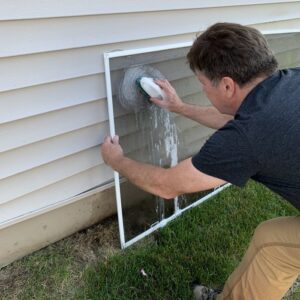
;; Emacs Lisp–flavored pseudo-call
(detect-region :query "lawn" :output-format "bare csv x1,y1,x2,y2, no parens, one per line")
0,181,299,299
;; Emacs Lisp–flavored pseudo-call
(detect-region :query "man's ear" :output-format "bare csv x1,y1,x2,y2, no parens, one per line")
221,77,236,98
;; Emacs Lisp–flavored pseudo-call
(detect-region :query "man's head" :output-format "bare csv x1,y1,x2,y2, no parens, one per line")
187,23,278,114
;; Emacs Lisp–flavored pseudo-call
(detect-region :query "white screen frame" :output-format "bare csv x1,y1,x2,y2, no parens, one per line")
104,41,231,249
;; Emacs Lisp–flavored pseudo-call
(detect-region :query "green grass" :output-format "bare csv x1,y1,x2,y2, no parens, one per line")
0,240,80,299
78,181,299,300
1,181,299,300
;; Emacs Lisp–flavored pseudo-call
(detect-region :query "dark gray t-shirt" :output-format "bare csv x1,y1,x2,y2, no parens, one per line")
192,68,300,210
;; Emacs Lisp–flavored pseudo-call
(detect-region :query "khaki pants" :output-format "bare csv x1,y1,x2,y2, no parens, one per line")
217,216,300,300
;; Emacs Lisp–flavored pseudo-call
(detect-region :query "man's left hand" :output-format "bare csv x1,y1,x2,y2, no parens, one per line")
100,135,124,168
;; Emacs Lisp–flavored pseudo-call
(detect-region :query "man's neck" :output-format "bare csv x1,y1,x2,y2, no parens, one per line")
233,75,268,113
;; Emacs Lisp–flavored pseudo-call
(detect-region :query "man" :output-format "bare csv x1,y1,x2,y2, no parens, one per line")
101,23,300,299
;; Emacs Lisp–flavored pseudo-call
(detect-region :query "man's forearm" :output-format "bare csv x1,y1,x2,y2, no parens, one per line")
178,103,233,129
113,156,172,199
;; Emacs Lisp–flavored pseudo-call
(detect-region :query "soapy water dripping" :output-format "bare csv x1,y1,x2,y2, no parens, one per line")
135,104,180,221
118,65,180,220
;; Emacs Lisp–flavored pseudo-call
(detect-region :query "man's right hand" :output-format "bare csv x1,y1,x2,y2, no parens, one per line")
151,79,233,129
150,79,185,114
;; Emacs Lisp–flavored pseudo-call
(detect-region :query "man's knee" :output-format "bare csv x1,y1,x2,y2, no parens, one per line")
252,219,273,247
253,217,300,248
252,217,289,248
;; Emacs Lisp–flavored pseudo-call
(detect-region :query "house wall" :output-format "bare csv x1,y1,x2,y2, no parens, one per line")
1,1,300,267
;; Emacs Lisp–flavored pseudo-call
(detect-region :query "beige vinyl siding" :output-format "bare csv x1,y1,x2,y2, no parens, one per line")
2,0,299,20
1,1,300,229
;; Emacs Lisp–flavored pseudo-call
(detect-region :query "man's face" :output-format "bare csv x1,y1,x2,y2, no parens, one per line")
196,72,229,114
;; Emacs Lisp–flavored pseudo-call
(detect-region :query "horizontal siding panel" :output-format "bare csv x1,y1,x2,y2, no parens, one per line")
254,17,300,33
184,137,209,158
1,1,299,20
0,100,106,153
0,123,108,180
0,48,102,92
0,75,104,123
154,58,193,81
176,119,214,142
0,164,114,226
276,48,300,68
183,125,214,147
268,33,300,54
0,146,101,205
172,77,202,98
175,116,203,133
2,3,300,57
282,61,300,69
182,93,210,106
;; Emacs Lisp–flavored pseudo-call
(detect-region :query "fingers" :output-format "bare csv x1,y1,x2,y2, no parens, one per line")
150,97,168,109
150,96,163,104
155,80,176,99
155,79,172,90
101,135,123,167
103,136,111,144
150,79,184,114
103,135,119,145
112,135,119,144
164,80,173,89
154,79,166,87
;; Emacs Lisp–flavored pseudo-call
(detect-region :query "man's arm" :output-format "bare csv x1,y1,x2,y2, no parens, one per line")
151,80,233,129
175,104,232,130
101,136,226,199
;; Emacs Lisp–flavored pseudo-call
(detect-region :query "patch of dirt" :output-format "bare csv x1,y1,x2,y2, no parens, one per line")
0,215,120,299
0,264,29,299
70,215,120,263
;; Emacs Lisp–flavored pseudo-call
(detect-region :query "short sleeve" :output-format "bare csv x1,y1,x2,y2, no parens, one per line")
192,121,260,187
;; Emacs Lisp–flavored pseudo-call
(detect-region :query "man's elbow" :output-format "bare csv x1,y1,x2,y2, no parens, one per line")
156,184,207,200
156,187,181,200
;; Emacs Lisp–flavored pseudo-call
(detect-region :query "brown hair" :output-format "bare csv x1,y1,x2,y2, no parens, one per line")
187,23,278,86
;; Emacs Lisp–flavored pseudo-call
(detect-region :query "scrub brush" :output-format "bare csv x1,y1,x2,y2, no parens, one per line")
136,77,166,100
